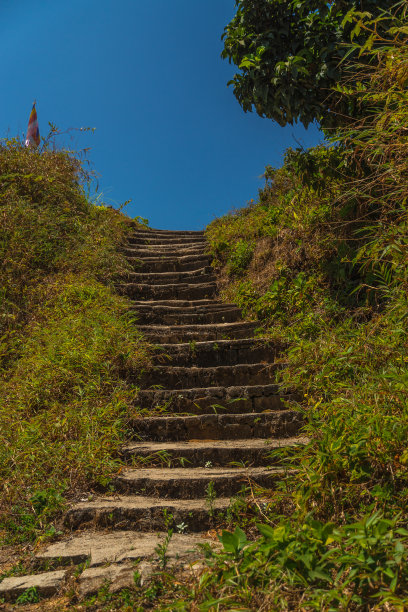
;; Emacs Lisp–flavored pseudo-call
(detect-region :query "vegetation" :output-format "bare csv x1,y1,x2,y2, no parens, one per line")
1,3,408,610
0,140,151,544
81,4,407,609
197,6,408,609
222,0,397,127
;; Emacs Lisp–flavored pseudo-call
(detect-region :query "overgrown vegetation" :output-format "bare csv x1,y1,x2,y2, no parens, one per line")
2,3,408,610
68,6,408,610
197,6,408,609
0,140,151,544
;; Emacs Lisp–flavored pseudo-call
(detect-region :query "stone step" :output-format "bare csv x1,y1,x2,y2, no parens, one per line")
116,281,216,301
64,496,230,532
127,254,211,273
125,242,207,252
122,436,308,467
138,321,257,343
122,246,207,258
114,466,287,498
129,410,301,441
135,384,295,414
154,338,284,367
0,570,67,603
133,306,241,325
125,268,215,285
36,531,216,567
130,227,204,236
132,298,221,308
139,363,278,389
128,236,207,246
131,299,237,310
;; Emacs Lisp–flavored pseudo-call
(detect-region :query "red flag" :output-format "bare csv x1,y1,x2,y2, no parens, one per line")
25,102,40,147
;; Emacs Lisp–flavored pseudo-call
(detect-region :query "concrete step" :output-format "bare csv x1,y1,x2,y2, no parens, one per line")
135,384,295,414
129,410,302,441
138,321,257,343
36,531,216,567
64,495,230,532
123,436,307,467
139,363,278,388
116,281,216,301
125,268,215,285
131,304,242,325
114,466,288,498
154,338,284,367
127,254,211,273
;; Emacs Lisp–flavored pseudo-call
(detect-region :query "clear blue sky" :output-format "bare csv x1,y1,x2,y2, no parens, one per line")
1,0,322,230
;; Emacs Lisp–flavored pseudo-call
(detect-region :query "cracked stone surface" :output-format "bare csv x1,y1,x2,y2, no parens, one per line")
38,531,217,567
0,570,66,601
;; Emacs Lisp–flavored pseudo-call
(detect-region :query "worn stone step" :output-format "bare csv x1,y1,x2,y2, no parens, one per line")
127,254,211,273
138,321,256,343
130,227,204,236
129,410,301,441
0,570,67,602
125,242,207,253
36,531,216,567
131,298,221,308
133,306,241,325
123,436,308,467
131,299,237,311
125,268,215,285
64,496,230,532
123,245,207,258
128,236,207,246
114,466,288,498
135,384,295,414
154,338,284,367
139,363,278,389
116,281,216,301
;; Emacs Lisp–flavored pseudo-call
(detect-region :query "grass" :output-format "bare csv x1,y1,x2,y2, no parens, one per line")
2,7,408,610
0,140,151,545
74,36,408,602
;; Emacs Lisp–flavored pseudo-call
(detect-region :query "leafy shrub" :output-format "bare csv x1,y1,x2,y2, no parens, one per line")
227,239,254,276
194,513,408,610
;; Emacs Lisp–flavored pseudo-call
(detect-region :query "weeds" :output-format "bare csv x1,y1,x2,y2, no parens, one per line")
0,141,151,544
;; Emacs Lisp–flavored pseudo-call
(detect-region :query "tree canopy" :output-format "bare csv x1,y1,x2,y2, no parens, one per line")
221,0,395,128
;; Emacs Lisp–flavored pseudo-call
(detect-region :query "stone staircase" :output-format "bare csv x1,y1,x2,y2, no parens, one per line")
0,228,306,602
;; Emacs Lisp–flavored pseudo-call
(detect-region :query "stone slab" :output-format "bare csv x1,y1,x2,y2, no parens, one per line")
64,496,230,531
0,570,66,601
78,563,136,597
122,436,308,467
37,531,216,567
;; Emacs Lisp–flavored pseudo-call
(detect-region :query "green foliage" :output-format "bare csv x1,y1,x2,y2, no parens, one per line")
15,586,40,604
193,513,408,609
198,13,408,610
0,141,151,543
222,0,396,127
226,239,254,276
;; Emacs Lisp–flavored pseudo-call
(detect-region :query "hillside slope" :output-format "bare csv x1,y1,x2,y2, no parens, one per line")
0,142,151,545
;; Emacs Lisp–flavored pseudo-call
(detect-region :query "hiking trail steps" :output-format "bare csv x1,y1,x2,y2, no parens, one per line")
0,227,306,602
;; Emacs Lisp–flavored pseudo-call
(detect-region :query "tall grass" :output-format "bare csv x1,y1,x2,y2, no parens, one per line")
0,141,151,543
192,10,408,609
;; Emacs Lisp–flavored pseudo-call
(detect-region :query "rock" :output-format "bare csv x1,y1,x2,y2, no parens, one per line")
0,570,66,601
78,563,136,598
